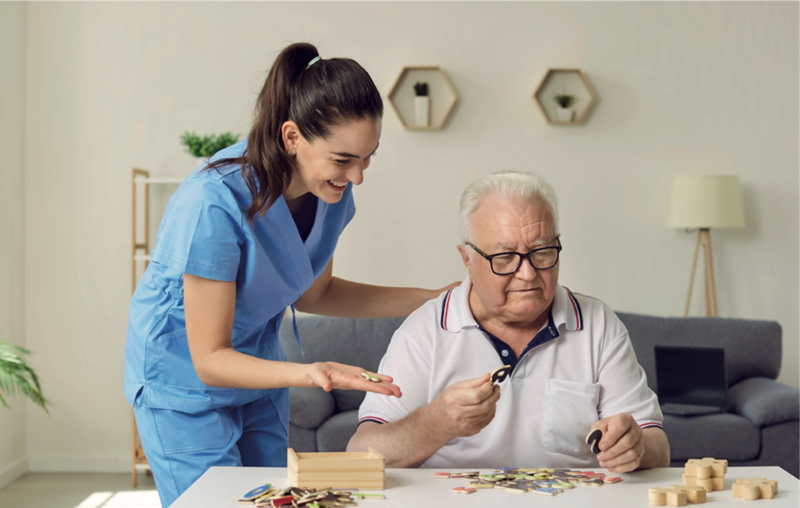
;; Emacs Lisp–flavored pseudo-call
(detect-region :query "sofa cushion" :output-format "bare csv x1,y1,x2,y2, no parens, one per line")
729,377,800,428
288,423,318,453
663,412,760,461
616,312,782,388
288,387,336,430
279,315,406,411
316,410,359,452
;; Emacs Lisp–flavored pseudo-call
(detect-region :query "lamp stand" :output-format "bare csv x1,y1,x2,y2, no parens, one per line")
684,228,718,317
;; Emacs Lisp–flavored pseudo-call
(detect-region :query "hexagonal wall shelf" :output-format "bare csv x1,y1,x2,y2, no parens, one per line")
388,66,458,131
533,68,597,125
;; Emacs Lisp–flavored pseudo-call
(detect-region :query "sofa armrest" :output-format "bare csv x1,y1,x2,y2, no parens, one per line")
729,377,800,428
289,387,336,430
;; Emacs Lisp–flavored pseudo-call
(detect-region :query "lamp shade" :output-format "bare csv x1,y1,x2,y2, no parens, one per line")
665,175,745,229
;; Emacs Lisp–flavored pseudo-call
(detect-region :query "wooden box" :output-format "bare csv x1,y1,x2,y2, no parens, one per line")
287,448,385,490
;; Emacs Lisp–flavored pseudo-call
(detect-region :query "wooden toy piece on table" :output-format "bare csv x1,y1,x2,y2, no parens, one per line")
287,448,385,490
732,478,778,500
669,485,708,504
650,487,689,506
683,457,727,492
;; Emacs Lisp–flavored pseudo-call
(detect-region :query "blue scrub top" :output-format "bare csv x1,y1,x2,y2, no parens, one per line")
124,140,355,418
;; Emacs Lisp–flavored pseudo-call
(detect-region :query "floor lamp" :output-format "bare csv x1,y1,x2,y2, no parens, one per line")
665,175,745,317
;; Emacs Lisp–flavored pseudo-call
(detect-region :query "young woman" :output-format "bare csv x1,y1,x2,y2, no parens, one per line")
124,43,455,507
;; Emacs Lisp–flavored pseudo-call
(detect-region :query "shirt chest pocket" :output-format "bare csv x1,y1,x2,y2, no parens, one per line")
540,378,600,456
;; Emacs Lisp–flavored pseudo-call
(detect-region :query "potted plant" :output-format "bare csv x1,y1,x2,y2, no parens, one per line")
0,337,50,413
553,92,577,122
413,82,430,127
180,131,241,163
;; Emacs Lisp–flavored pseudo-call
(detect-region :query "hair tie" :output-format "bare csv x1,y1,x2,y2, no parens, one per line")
307,56,321,68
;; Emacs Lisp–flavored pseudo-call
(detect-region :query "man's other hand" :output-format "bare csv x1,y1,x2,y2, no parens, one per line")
592,413,645,473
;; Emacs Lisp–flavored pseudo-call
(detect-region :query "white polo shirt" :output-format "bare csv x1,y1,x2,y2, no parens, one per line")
358,278,663,469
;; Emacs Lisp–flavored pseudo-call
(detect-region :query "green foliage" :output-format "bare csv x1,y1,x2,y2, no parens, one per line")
180,131,241,159
0,339,50,413
553,93,576,109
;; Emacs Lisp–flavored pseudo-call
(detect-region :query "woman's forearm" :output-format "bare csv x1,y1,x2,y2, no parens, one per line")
296,276,444,318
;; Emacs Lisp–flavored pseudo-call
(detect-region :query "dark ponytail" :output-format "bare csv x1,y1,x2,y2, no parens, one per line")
206,42,383,222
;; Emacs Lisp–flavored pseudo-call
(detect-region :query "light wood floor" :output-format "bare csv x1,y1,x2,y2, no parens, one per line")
0,472,159,508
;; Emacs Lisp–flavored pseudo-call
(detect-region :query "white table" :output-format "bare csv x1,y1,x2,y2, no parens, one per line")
172,466,799,508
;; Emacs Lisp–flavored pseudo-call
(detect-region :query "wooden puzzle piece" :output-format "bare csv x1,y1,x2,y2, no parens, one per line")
532,488,561,496
432,472,450,479
685,458,727,479
452,486,477,494
732,478,778,500
490,365,512,383
649,487,688,506
361,372,380,382
241,485,273,502
585,429,603,454
669,485,707,504
603,477,622,484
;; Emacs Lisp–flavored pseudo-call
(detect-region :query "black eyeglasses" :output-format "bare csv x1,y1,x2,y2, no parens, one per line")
465,238,562,275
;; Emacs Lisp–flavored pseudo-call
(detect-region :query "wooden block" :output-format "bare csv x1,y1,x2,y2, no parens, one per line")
697,478,713,492
669,485,707,504
288,448,385,490
685,458,727,479
710,477,724,491
650,487,688,507
682,474,697,486
733,478,778,500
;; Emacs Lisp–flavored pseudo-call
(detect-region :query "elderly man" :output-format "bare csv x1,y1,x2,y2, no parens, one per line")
347,171,670,472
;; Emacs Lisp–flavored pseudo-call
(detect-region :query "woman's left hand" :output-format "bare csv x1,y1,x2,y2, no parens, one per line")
307,362,402,398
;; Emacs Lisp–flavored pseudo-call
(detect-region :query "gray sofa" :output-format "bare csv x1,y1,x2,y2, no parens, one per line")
278,312,799,477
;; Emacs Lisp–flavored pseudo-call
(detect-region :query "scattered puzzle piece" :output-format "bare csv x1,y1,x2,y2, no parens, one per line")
432,472,451,479
452,486,476,494
361,371,380,382
603,477,622,484
733,478,778,500
490,365,512,383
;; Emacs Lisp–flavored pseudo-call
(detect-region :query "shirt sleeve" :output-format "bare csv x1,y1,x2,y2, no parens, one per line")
150,175,245,282
358,307,436,425
596,306,664,429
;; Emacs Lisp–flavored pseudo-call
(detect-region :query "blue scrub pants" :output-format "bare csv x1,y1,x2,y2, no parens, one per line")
133,394,288,508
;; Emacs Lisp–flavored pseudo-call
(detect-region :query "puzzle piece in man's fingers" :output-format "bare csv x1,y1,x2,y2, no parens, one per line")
585,428,603,454
361,371,381,382
491,365,512,383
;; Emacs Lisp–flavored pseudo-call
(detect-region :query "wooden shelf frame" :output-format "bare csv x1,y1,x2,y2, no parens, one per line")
533,68,597,125
387,66,458,131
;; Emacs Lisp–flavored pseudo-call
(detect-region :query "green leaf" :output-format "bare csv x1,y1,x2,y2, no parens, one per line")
0,340,51,413
179,131,241,159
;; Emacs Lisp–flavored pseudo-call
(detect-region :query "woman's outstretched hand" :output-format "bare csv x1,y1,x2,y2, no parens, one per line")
307,362,402,398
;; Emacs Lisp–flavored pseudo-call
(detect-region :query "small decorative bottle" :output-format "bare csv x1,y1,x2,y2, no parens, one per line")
414,82,430,127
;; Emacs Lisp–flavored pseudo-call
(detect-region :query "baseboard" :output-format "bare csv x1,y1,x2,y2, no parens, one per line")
0,456,29,490
28,456,129,473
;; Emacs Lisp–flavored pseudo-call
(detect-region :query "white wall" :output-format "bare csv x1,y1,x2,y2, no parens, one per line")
18,2,798,472
0,2,29,489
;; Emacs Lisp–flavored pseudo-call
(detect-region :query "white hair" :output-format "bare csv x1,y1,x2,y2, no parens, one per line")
459,170,560,244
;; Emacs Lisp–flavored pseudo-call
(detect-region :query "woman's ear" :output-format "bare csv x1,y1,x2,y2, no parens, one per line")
281,120,301,153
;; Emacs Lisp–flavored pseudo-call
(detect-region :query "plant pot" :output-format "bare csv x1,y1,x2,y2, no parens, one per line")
415,96,430,127
556,108,574,122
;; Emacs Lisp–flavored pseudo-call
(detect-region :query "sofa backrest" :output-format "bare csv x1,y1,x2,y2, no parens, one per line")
278,314,407,412
279,312,783,410
616,312,782,389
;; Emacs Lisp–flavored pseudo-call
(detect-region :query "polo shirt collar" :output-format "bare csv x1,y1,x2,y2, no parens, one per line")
440,278,583,333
